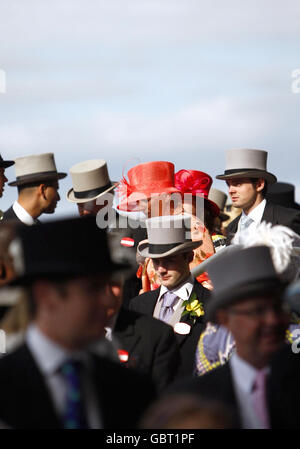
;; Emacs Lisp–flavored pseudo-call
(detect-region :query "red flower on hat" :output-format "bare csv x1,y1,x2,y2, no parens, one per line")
175,169,220,217
175,169,212,198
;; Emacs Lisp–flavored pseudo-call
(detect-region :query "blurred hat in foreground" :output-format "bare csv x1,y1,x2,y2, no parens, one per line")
9,216,127,286
266,182,300,211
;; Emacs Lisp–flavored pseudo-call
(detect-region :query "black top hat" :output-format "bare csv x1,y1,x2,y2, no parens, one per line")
0,154,14,169
9,216,127,286
206,245,287,322
266,182,300,211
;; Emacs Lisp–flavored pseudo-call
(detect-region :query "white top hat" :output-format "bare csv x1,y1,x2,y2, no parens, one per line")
137,214,201,258
216,148,277,184
67,159,118,203
9,153,66,186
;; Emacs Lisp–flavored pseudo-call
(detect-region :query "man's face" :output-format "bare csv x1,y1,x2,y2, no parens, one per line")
226,178,263,210
218,294,289,368
0,168,8,198
40,275,118,349
42,181,60,214
77,200,105,217
152,252,193,290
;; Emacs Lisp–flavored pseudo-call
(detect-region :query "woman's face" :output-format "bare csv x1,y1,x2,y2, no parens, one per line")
145,193,183,218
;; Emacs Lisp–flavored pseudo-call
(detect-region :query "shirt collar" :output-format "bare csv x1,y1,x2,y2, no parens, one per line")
230,351,270,394
158,274,194,303
241,199,266,225
25,324,89,375
13,201,37,226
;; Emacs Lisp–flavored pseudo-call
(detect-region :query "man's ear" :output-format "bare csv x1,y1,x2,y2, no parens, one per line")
186,250,194,264
37,183,47,200
255,177,265,193
31,280,61,311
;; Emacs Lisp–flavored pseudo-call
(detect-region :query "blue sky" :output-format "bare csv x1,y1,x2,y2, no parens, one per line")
0,0,300,219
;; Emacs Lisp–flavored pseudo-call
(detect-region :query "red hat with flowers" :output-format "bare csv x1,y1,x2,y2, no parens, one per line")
117,161,181,211
174,169,220,217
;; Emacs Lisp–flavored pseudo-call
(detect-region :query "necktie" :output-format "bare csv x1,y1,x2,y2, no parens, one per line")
252,370,270,429
159,291,177,323
240,215,253,232
60,359,88,429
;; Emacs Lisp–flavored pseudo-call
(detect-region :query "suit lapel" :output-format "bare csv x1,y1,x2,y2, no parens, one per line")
261,201,275,224
113,309,141,356
147,288,161,316
8,344,61,428
174,282,206,347
226,214,241,245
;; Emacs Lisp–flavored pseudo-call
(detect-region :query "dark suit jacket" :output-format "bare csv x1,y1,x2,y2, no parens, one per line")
226,201,300,244
113,308,180,392
0,343,156,429
166,362,240,428
2,206,41,225
168,344,300,429
129,281,210,378
2,206,21,223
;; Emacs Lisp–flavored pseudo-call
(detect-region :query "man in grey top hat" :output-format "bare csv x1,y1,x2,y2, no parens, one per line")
167,245,294,428
216,148,300,244
67,159,180,391
3,153,66,225
129,214,211,377
67,159,118,217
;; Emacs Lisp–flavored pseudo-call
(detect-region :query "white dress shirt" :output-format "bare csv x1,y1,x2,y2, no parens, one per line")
12,201,38,225
230,352,270,429
25,324,103,428
235,199,266,241
154,275,194,326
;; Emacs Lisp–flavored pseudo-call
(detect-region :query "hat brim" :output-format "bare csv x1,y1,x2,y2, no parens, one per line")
0,160,15,169
207,278,288,322
9,172,67,186
216,170,277,184
8,260,129,287
67,182,118,204
137,239,201,259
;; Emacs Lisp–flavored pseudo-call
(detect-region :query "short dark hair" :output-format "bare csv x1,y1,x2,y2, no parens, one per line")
17,179,57,194
250,178,268,198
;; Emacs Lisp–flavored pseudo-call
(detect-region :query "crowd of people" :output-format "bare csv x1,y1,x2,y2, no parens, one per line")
0,148,299,429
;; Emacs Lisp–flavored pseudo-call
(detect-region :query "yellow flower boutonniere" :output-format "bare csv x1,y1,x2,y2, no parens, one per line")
181,291,205,320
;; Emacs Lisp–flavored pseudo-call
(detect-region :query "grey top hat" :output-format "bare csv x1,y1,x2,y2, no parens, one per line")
216,149,277,184
137,214,201,259
67,159,118,203
208,188,229,221
205,245,286,322
9,153,67,187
